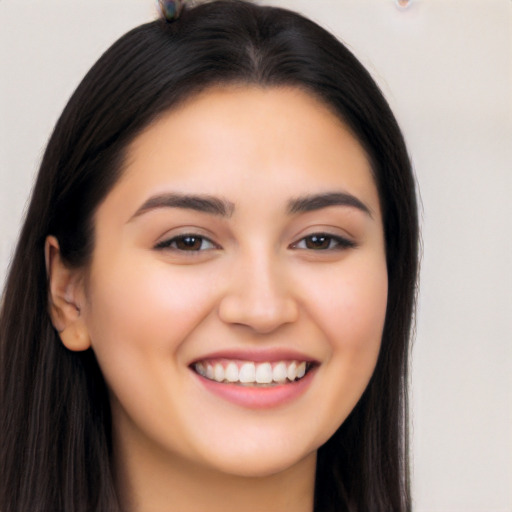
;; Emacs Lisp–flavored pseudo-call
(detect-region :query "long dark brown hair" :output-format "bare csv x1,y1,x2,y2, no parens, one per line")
0,2,418,511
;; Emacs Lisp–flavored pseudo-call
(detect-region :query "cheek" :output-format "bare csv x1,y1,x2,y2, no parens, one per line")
303,256,387,397
84,255,217,366
82,255,222,448
303,260,387,435
307,260,387,349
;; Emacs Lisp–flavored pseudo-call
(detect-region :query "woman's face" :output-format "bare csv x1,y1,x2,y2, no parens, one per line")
79,86,387,478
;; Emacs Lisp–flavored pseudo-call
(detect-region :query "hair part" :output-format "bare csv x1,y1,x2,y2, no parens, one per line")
0,2,418,511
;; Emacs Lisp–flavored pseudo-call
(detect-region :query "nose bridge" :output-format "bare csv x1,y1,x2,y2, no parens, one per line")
218,243,298,333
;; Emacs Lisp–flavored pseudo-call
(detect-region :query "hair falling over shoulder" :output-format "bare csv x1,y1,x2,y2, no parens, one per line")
0,1,418,511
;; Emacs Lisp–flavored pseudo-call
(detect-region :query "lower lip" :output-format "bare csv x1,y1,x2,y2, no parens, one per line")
192,367,316,409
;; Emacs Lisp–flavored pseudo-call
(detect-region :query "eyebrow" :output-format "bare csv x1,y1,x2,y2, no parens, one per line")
287,192,372,217
129,193,235,220
129,190,372,222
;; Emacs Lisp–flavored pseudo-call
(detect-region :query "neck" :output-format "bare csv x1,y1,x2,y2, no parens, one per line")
114,450,316,512
113,438,316,512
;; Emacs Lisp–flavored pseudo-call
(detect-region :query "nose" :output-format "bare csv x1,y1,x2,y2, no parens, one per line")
217,252,299,334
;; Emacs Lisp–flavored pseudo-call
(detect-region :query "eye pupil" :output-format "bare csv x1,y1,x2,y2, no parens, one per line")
176,236,202,250
305,235,330,250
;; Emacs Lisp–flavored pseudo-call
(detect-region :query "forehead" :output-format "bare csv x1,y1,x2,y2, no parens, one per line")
103,85,380,220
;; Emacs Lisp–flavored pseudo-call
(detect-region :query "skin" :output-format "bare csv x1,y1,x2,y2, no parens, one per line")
47,85,388,512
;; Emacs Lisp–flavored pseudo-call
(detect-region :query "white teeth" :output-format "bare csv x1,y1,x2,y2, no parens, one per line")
225,362,239,382
239,362,256,383
272,362,288,383
194,360,311,385
213,363,225,382
196,362,206,377
255,362,273,384
287,361,297,381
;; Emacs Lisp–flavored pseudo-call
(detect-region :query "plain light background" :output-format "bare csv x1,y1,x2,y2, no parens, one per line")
1,1,511,511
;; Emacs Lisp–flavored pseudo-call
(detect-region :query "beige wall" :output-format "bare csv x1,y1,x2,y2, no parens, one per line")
1,1,511,510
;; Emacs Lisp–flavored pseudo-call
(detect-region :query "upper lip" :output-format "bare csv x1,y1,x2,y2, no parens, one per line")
190,348,319,365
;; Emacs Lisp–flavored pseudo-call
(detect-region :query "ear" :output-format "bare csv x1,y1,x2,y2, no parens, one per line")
45,236,91,351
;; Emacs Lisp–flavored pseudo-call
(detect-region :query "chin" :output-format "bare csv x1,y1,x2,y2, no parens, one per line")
196,440,318,479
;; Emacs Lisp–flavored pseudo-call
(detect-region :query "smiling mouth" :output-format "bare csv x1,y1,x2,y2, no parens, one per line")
191,359,314,387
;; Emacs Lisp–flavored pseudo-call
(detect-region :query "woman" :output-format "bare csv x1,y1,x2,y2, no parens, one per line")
0,1,418,511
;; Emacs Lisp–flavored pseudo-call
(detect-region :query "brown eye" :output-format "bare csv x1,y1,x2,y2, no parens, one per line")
292,233,356,251
304,234,331,250
174,236,203,251
155,235,217,252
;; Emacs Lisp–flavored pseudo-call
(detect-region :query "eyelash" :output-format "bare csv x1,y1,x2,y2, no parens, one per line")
291,233,356,251
155,233,355,252
155,234,218,252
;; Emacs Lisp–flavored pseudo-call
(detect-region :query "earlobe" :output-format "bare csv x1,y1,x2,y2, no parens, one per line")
58,322,92,352
45,236,91,351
